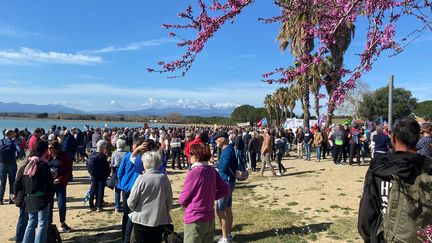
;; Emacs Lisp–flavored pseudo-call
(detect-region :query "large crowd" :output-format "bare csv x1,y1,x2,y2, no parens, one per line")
0,118,431,243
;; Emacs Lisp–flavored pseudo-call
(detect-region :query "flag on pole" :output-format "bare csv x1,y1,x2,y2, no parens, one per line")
318,114,327,126
374,116,384,126
257,118,268,127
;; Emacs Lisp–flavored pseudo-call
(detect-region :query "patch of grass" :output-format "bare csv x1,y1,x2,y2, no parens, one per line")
315,208,329,213
341,207,353,211
330,205,341,209
304,187,321,191
320,198,325,200
283,194,290,197
303,207,312,211
336,188,343,191
307,234,318,241
327,217,360,241
338,193,347,197
287,201,299,206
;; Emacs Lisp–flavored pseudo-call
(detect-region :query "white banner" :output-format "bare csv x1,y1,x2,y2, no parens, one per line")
283,118,318,130
237,122,250,127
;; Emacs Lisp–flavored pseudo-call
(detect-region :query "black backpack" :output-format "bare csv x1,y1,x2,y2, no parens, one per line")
0,139,17,164
47,224,62,243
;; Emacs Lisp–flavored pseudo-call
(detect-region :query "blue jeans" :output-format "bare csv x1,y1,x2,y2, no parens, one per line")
49,186,67,223
316,146,321,161
304,144,312,160
23,203,50,243
0,162,17,201
16,206,28,243
114,187,121,210
89,179,105,209
122,191,133,243
235,149,245,167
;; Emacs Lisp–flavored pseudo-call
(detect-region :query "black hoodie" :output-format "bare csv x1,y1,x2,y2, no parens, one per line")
357,151,430,243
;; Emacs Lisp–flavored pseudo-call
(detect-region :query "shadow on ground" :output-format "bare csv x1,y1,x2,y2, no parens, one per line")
233,222,332,242
283,170,317,177
63,225,122,243
68,176,91,185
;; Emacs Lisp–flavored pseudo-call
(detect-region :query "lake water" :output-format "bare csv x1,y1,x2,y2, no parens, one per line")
0,118,171,133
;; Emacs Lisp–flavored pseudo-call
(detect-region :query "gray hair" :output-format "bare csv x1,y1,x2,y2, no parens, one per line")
96,140,107,150
142,151,161,170
116,139,126,149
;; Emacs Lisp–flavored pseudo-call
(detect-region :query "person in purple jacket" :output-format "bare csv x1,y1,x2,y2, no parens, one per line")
179,144,229,243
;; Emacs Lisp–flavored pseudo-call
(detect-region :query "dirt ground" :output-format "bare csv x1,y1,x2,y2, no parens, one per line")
0,155,369,242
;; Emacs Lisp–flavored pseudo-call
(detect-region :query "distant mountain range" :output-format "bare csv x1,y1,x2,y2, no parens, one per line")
0,102,235,117
0,102,83,114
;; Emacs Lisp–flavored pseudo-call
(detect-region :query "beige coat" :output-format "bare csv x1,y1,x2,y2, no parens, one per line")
314,132,323,146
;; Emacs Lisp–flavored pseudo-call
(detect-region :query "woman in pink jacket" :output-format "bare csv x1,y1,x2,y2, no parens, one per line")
179,144,229,243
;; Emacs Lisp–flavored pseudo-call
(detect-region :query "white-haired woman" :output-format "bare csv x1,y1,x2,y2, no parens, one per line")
86,140,110,212
127,151,173,243
110,139,127,212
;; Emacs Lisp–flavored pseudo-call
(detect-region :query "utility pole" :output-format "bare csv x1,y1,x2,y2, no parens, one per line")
388,75,394,130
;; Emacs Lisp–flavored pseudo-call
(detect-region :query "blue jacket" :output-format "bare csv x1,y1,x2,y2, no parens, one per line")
62,134,77,154
217,144,238,183
133,152,167,175
117,152,139,193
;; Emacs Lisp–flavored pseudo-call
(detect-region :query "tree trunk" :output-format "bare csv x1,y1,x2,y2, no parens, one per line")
267,108,272,126
314,94,320,119
274,109,280,127
302,80,311,128
326,56,343,127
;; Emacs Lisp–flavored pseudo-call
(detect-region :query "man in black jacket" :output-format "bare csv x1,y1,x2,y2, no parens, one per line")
358,117,431,242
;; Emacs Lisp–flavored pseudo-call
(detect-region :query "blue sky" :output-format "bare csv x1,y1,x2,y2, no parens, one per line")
0,1,430,114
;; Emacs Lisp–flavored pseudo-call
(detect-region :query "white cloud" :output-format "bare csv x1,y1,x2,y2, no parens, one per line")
77,74,103,80
110,99,124,109
0,47,103,65
81,38,173,54
141,98,220,110
0,25,45,38
4,80,19,85
0,81,280,111
214,102,240,109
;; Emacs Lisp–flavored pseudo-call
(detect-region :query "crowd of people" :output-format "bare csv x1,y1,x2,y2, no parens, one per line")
0,118,431,243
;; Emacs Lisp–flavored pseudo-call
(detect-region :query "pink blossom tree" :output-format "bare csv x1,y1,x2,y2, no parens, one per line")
148,0,432,125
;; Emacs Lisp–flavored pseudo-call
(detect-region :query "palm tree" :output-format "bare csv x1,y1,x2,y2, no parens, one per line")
264,94,274,125
276,1,315,127
288,85,297,118
309,56,332,119
271,94,282,126
326,22,356,125
274,87,290,124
